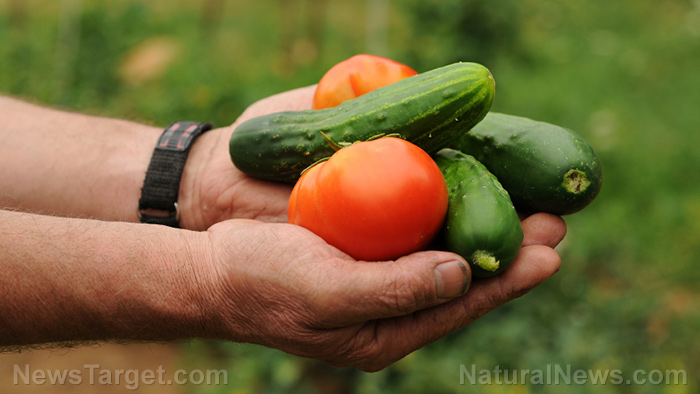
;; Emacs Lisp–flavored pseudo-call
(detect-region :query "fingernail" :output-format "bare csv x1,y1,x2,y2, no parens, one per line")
434,260,470,299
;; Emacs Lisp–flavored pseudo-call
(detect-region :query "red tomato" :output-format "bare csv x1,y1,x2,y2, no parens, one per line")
288,137,448,261
312,54,418,110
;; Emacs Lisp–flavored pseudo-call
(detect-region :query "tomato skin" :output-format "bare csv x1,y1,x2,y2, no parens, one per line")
288,137,448,261
312,54,418,110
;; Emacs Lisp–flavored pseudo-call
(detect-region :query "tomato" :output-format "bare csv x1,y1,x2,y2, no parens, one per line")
312,54,419,110
288,137,448,261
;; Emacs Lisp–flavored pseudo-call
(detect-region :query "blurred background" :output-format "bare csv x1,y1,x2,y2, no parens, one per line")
1,0,699,392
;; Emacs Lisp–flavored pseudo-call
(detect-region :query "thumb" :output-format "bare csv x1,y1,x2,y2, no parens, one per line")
312,251,471,328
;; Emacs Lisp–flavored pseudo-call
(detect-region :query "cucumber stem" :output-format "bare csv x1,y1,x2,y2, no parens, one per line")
472,250,499,272
320,131,344,151
563,169,590,194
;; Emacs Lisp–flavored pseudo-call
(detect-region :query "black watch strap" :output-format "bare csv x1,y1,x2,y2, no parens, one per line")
138,121,212,227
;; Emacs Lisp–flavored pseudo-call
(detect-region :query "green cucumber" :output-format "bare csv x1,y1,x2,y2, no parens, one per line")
230,62,495,183
435,149,523,277
450,112,603,215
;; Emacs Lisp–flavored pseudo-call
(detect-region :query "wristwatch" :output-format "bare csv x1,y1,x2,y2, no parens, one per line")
138,121,212,227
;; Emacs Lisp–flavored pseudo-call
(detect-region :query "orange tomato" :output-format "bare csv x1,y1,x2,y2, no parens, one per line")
288,137,448,261
312,54,418,110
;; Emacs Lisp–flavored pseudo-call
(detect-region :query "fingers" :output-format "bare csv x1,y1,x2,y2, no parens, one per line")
234,85,318,127
521,212,567,248
307,213,566,368
461,244,562,316
310,251,472,328
317,214,565,327
340,244,561,371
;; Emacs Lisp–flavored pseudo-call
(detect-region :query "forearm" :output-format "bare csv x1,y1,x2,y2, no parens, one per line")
0,209,210,348
0,96,162,221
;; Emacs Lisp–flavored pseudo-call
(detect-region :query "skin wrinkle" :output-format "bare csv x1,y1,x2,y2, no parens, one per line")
210,222,356,350
207,226,290,341
383,266,421,316
274,256,339,330
181,131,221,229
301,258,354,329
243,286,320,348
180,234,215,338
305,322,373,368
364,322,404,371
232,178,288,221
405,261,439,312
195,230,224,338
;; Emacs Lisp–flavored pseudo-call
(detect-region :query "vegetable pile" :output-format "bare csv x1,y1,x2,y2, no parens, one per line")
229,54,603,276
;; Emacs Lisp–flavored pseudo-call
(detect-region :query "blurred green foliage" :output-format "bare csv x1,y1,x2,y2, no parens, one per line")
2,0,699,392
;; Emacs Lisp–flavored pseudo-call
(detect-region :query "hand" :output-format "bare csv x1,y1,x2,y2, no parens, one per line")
177,86,318,230
197,212,566,371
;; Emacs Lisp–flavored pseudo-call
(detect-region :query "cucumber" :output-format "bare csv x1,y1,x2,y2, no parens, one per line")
435,149,523,277
450,112,603,215
230,62,495,183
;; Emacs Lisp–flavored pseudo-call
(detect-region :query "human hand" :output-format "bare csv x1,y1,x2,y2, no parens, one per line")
195,212,566,371
176,86,317,231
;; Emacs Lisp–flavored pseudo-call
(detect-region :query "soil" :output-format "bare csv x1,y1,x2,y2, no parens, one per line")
0,343,186,393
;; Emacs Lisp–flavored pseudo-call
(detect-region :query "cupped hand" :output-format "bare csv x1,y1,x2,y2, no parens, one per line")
197,212,566,372
177,86,318,231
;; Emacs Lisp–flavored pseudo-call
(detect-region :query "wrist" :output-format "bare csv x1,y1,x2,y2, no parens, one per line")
176,129,223,231
139,122,213,229
87,224,218,342
185,220,259,343
128,227,216,341
106,122,163,222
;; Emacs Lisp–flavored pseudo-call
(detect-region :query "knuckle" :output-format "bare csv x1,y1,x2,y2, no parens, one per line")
378,268,432,315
